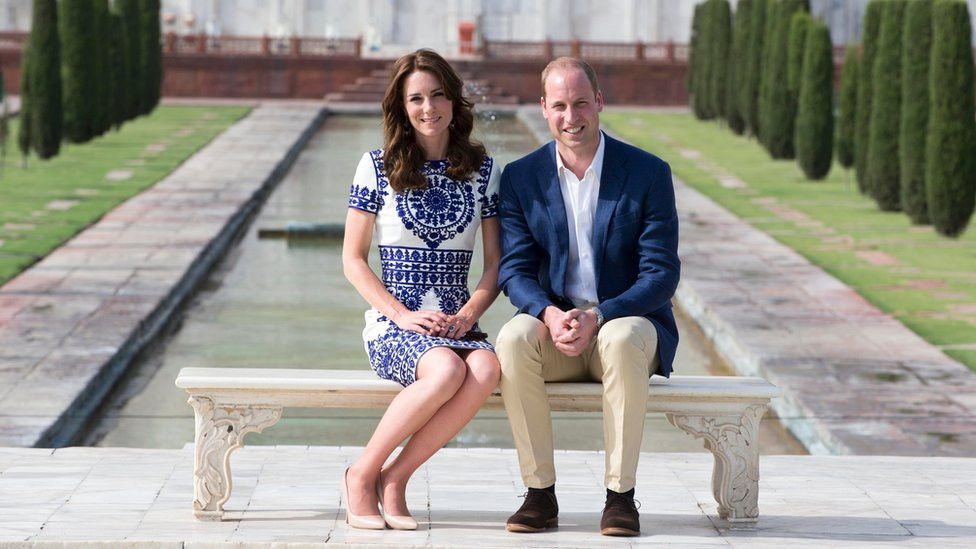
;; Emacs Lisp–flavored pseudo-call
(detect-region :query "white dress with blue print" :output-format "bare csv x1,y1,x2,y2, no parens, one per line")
348,149,499,387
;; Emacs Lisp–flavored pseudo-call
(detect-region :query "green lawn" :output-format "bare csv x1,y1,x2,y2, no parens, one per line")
602,110,976,371
0,105,252,284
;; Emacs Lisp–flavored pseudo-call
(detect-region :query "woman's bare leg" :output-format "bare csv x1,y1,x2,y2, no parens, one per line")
345,348,467,518
379,349,501,516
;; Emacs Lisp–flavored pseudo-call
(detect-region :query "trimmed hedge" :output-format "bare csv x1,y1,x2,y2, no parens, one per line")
710,0,733,122
855,1,883,193
836,46,858,170
690,3,710,119
116,0,143,121
139,0,162,115
795,20,833,180
26,0,62,160
759,0,808,159
59,0,96,143
17,31,32,160
92,0,111,136
926,0,976,237
108,11,130,129
899,0,933,225
728,0,752,135
708,0,733,121
743,0,769,137
786,11,812,98
866,0,907,211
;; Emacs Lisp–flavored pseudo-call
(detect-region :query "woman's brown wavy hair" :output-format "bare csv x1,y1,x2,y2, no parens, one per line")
382,48,486,193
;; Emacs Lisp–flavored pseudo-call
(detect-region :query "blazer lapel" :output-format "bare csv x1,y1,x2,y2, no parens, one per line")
541,142,569,295
593,136,625,287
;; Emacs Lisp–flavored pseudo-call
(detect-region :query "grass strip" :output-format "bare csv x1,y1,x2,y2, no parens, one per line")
0,105,252,284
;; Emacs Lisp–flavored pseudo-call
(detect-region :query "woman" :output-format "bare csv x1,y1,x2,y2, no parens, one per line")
341,48,501,530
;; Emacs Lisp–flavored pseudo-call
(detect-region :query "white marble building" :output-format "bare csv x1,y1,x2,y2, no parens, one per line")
1,0,974,56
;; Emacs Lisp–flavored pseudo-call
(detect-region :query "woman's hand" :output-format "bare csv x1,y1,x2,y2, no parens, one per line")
392,309,450,336
437,312,476,339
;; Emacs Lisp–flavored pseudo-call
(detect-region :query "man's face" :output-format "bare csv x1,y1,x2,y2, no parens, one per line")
541,68,603,155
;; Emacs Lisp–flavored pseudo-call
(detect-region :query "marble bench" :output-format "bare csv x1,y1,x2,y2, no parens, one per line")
175,367,779,523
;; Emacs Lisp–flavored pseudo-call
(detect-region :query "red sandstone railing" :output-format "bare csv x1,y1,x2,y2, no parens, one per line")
481,39,689,62
162,32,361,57
0,31,361,58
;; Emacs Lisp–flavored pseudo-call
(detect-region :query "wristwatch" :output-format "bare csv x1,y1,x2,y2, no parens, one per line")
593,307,605,329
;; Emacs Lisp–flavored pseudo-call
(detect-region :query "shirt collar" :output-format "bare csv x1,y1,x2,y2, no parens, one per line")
555,131,605,182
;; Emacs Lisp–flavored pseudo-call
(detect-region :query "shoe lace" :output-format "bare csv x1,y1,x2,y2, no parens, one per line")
518,489,557,509
606,492,641,511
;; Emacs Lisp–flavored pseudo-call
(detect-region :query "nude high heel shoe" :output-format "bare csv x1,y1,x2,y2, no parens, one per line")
341,468,385,530
377,476,419,530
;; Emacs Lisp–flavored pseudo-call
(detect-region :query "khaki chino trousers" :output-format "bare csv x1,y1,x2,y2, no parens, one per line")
496,313,659,493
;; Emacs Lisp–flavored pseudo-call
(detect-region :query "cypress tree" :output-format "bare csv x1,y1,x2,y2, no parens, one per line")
140,0,162,115
760,0,809,159
787,12,812,98
743,0,768,136
27,0,62,160
728,0,752,135
757,0,779,145
866,0,907,211
59,0,95,143
926,0,976,237
698,1,717,120
92,0,111,136
108,11,129,130
17,33,31,163
690,3,709,119
708,0,733,121
899,0,933,225
855,1,883,193
0,69,7,168
116,0,143,120
835,45,858,171
795,20,833,180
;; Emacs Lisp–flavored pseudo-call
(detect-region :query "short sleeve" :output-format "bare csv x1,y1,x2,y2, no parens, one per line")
348,151,382,214
480,156,500,218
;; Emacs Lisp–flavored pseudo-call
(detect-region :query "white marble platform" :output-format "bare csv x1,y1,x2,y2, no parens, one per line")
1,446,975,547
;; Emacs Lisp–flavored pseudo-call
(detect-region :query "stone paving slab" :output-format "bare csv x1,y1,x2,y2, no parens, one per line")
0,104,326,448
1,446,975,547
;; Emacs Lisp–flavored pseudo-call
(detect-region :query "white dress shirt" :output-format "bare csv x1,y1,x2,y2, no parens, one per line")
555,132,605,309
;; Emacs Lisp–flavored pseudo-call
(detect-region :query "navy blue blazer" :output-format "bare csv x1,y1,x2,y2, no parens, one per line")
498,132,680,377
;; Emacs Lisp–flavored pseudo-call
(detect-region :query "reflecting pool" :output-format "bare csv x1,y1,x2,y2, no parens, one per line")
86,113,805,455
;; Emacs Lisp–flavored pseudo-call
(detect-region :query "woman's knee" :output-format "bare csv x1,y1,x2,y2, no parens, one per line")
417,350,467,394
467,350,501,386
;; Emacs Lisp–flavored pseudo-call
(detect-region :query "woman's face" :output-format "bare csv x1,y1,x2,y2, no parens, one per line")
402,70,453,142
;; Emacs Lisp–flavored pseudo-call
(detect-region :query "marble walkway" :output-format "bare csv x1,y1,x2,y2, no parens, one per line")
1,445,975,548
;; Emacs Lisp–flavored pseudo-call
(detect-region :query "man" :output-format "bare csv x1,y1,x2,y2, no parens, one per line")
496,57,680,537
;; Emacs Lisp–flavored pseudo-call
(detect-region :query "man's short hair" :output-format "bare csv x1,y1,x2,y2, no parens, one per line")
541,57,600,99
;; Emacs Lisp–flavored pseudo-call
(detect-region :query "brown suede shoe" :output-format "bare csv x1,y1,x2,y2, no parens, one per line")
600,491,640,536
506,488,559,533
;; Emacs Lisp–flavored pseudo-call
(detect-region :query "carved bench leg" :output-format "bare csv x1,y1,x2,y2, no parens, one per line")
188,396,283,520
666,404,767,523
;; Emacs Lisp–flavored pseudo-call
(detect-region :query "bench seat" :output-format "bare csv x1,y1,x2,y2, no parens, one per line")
176,367,779,523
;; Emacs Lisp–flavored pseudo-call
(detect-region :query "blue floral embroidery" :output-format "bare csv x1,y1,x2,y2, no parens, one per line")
347,150,389,213
397,170,476,249
477,156,499,218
